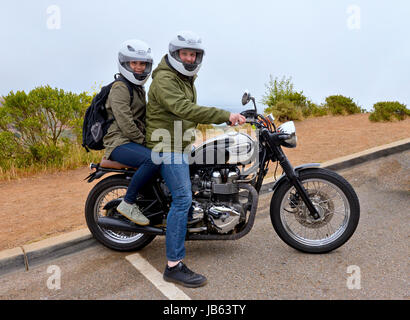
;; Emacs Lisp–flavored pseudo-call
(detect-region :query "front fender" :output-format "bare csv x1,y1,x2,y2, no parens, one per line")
265,163,320,194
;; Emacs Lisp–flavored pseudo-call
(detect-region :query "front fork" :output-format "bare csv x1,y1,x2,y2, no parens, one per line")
275,148,320,220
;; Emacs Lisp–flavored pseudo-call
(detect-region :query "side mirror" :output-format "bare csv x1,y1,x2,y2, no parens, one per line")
242,90,251,106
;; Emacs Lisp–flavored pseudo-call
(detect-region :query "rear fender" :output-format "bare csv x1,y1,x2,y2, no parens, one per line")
85,165,134,183
84,170,107,183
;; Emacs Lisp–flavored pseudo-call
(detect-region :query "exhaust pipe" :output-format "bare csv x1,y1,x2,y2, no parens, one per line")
97,217,165,235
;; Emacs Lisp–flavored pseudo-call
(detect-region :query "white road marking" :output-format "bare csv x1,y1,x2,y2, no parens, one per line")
125,253,191,300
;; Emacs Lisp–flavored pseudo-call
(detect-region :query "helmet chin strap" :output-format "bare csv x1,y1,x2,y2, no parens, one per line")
133,73,147,81
121,62,150,83
183,63,197,72
167,53,201,77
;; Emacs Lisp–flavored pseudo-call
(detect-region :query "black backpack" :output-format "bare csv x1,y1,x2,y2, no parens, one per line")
82,74,134,152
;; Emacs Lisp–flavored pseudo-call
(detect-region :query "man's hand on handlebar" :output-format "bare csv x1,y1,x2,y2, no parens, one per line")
228,113,246,126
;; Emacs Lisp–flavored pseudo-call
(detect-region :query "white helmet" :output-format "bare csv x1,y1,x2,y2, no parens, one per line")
117,39,153,86
168,31,205,77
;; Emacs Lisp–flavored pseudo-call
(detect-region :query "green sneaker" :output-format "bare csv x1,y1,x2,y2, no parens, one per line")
116,200,150,226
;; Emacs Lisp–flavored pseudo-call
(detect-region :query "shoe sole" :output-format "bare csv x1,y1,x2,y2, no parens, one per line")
163,275,207,288
116,209,150,226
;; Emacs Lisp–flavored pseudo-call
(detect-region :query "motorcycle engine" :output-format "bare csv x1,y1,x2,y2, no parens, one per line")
191,168,245,234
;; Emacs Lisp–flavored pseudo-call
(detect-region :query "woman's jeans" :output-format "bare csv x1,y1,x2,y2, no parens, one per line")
152,152,192,262
110,143,160,204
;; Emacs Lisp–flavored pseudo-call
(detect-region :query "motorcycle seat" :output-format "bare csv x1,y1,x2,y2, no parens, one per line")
100,157,137,170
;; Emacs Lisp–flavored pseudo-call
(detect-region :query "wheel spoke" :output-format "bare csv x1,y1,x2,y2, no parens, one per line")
93,185,144,243
280,177,351,247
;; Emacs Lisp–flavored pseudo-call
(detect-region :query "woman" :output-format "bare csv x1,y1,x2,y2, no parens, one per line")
103,39,159,226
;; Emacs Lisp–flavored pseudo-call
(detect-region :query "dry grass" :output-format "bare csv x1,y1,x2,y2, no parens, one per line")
0,145,103,182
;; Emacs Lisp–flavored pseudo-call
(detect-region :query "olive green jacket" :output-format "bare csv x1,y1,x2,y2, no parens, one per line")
103,81,146,159
146,55,231,153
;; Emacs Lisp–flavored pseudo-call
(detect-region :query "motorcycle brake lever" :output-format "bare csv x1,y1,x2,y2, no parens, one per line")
226,121,240,126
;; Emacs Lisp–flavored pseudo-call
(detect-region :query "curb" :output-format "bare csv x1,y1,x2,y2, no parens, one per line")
0,229,96,276
1,138,409,276
318,137,410,171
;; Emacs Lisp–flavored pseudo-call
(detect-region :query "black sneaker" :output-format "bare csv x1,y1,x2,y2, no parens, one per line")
163,261,207,288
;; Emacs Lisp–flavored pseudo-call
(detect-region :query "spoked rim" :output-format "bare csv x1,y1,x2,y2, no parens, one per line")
279,178,350,247
93,185,144,243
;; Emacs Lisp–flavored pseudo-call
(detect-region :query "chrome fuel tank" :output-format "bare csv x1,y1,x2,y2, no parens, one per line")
190,131,256,165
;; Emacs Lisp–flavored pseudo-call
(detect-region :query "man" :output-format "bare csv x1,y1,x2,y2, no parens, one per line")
146,31,246,287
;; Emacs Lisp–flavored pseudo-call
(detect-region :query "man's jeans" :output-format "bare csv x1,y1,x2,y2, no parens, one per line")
152,152,192,262
110,143,160,204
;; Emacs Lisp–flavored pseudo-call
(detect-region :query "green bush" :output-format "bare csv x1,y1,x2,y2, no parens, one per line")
325,95,363,115
369,101,410,122
303,101,328,118
269,100,303,122
0,131,23,169
262,76,308,107
262,75,328,120
0,86,92,169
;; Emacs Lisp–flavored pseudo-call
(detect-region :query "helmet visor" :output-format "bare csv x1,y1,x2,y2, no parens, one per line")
169,45,204,64
120,60,152,80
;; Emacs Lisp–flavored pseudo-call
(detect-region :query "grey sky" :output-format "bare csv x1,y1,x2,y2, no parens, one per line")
1,0,409,112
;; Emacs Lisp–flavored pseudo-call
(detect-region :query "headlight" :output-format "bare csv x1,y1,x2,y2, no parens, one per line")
277,121,296,135
283,133,297,148
277,121,297,148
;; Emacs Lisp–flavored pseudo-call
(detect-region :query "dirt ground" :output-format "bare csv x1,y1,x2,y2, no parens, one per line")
1,113,409,251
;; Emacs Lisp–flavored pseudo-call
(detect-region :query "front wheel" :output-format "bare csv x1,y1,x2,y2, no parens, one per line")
270,168,360,253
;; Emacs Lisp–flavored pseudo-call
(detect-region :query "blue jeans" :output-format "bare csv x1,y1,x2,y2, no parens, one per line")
152,152,192,262
110,143,160,204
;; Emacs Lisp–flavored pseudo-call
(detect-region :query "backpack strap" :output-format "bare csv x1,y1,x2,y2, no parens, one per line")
113,73,135,106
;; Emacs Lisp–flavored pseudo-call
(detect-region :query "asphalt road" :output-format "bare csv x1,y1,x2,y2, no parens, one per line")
0,151,409,300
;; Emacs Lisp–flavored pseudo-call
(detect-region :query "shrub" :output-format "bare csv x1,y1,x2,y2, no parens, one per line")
0,131,23,169
325,95,363,115
262,75,327,120
269,100,303,122
0,86,92,168
303,101,328,118
369,101,410,122
262,76,308,107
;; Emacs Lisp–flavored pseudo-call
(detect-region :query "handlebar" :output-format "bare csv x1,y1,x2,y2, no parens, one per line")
226,119,256,126
225,109,277,132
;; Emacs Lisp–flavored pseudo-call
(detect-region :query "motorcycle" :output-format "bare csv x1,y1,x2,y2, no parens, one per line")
84,91,360,253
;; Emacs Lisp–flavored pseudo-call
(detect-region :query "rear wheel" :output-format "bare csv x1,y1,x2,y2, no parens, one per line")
270,168,360,253
85,175,156,251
